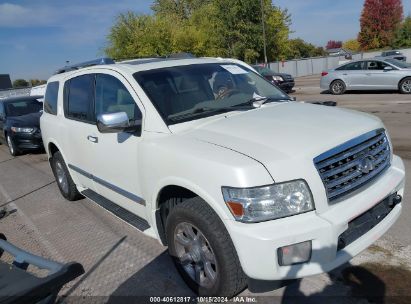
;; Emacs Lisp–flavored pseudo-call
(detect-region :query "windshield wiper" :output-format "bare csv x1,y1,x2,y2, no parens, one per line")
168,105,253,122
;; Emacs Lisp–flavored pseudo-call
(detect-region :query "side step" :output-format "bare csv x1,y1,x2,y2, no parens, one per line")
82,189,150,231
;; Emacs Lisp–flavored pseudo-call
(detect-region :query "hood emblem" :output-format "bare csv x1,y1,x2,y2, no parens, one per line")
357,154,375,174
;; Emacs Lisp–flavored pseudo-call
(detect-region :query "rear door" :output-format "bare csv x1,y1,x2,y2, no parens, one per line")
364,60,399,89
61,73,97,190
0,103,5,142
336,61,367,89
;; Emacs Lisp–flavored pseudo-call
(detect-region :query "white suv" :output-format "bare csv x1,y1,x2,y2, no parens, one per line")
41,57,405,297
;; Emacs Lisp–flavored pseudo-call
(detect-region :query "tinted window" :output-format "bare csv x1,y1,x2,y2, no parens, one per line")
0,103,4,119
44,81,59,115
95,74,142,121
66,75,94,122
366,61,389,70
337,62,364,70
4,99,42,117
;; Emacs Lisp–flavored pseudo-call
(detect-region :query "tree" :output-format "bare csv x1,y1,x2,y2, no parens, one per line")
12,79,29,88
326,40,342,49
287,39,326,59
105,0,292,63
358,0,403,50
394,15,411,48
343,39,361,52
29,79,47,86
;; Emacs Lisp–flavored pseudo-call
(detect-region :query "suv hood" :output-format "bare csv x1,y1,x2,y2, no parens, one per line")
179,102,383,182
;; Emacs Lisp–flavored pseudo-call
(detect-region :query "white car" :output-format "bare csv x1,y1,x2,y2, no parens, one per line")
41,56,405,297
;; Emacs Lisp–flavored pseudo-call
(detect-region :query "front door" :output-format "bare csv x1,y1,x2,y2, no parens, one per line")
364,61,399,89
90,72,146,219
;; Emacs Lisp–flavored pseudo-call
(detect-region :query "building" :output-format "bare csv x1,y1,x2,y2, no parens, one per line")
0,74,12,90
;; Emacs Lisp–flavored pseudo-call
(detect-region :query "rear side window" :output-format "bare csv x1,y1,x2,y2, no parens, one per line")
336,62,364,71
65,74,95,123
44,81,59,115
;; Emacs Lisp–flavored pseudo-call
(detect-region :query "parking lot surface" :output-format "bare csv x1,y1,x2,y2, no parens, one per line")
1,75,410,303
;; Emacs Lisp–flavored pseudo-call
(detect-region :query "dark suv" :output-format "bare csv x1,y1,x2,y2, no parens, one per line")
253,65,295,93
0,95,43,156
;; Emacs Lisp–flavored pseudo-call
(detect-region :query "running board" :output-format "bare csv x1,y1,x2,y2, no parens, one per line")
82,189,150,231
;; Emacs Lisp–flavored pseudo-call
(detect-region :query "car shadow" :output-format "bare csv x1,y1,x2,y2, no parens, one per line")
105,244,397,303
106,251,196,303
321,90,400,95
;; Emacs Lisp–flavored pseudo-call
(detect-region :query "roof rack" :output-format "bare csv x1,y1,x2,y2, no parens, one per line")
54,58,115,75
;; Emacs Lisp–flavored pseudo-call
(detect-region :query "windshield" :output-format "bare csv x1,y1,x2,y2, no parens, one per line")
385,59,411,69
4,99,43,117
134,63,290,124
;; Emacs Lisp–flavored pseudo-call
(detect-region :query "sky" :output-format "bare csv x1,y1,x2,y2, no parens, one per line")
1,0,410,81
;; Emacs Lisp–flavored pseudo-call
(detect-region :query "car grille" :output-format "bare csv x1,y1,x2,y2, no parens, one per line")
314,129,391,202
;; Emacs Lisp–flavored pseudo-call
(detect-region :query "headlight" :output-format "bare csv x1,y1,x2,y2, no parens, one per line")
222,180,314,223
11,127,34,133
272,76,284,82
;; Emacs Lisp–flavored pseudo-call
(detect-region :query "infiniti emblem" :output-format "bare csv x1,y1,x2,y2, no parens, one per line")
357,155,375,174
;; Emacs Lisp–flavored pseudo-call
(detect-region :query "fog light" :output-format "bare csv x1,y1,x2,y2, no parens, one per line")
278,241,312,266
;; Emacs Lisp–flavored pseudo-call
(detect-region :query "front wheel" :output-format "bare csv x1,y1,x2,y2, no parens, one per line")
166,197,247,297
399,77,411,94
330,80,346,95
6,134,19,156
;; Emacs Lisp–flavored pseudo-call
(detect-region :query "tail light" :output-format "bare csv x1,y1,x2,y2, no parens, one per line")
321,72,328,77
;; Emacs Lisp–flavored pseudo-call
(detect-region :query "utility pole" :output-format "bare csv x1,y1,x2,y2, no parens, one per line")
260,0,268,66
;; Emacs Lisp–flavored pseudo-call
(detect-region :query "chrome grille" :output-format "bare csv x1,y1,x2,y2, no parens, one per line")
314,129,391,202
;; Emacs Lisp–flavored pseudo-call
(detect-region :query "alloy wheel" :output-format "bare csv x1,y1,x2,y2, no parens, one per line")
174,222,218,289
55,160,69,194
402,80,411,93
6,136,15,155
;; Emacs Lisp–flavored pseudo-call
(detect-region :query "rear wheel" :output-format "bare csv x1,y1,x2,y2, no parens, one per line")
50,151,82,201
166,197,247,297
330,80,346,95
399,77,411,94
6,134,19,156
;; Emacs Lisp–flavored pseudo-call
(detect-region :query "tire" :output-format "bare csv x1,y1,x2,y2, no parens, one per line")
399,77,411,94
166,197,247,297
6,134,19,156
330,80,346,95
50,151,82,201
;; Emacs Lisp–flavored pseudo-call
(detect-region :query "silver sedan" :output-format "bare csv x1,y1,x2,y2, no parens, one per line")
320,59,411,94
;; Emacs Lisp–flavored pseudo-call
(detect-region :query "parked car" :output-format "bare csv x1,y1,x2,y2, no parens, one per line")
41,57,405,297
376,50,407,62
252,65,295,93
0,95,43,156
321,58,411,94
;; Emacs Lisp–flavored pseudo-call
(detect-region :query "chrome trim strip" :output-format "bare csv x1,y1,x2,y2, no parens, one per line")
314,129,385,165
68,164,145,206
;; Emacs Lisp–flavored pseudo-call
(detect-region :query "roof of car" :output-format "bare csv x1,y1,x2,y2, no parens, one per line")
47,57,243,82
0,95,43,103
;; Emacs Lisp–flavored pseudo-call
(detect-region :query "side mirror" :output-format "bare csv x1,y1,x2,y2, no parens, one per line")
97,112,141,134
384,66,393,71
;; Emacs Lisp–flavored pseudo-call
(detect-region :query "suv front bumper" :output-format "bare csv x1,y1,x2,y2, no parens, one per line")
226,155,405,281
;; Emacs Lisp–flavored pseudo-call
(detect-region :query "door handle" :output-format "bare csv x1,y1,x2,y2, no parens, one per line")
87,135,98,143
343,73,348,76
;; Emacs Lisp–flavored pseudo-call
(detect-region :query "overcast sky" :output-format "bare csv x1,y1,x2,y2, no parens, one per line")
0,0,410,81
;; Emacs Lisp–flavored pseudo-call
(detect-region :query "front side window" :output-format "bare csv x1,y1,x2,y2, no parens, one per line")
134,63,290,125
44,81,59,115
65,74,94,123
95,74,142,122
366,61,389,70
4,99,42,117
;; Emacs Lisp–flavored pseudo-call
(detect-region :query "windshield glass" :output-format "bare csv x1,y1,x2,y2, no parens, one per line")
385,59,411,68
4,99,43,117
134,63,290,124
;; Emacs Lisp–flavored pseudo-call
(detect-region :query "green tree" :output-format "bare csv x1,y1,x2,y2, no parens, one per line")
343,39,361,52
12,79,29,88
105,0,292,63
394,15,411,48
286,39,326,59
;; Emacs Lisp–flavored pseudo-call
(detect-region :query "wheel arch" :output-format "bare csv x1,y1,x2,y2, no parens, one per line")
153,181,230,246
